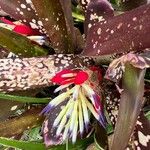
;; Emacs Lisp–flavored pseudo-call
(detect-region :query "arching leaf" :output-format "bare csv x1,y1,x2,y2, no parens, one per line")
84,4,150,56
110,64,145,150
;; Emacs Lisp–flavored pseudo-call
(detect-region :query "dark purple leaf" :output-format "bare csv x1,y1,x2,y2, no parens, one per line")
126,112,150,149
84,0,114,36
105,85,150,149
95,123,108,149
117,0,148,11
110,64,145,150
83,4,150,56
0,55,93,92
0,0,46,35
31,0,75,53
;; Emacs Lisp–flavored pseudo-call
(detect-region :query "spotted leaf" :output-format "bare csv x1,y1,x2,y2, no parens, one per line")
31,0,75,53
105,85,150,149
84,0,114,36
0,0,46,35
78,0,91,13
110,64,145,150
83,4,150,56
0,54,93,92
105,52,150,82
126,112,150,150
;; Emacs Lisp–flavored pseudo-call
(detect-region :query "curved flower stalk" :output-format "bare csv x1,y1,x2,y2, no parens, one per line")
41,67,106,145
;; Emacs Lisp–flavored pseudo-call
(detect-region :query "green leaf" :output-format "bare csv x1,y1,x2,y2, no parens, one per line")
110,64,145,150
0,27,48,57
0,137,45,150
116,0,147,11
0,93,49,103
0,136,94,150
145,111,150,120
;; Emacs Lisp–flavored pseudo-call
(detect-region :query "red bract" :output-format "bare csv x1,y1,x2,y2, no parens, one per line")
0,17,39,36
51,69,89,85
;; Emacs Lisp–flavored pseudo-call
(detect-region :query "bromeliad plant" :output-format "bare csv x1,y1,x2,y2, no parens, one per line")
0,0,149,149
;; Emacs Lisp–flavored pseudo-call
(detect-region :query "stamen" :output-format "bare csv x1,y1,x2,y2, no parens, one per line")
61,73,77,78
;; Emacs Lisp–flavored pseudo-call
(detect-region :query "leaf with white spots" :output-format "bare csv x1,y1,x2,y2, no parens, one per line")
127,112,150,149
78,0,91,13
0,0,46,35
31,0,75,53
84,4,150,56
110,64,146,150
84,0,114,36
0,27,48,57
105,85,150,149
0,54,93,92
105,53,150,82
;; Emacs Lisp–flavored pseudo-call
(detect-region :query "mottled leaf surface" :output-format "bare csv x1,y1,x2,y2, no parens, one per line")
0,55,93,92
105,85,150,149
0,0,46,34
31,0,75,53
84,4,150,56
84,0,114,36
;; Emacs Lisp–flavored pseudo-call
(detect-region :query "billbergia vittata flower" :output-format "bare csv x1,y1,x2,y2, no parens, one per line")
41,67,106,143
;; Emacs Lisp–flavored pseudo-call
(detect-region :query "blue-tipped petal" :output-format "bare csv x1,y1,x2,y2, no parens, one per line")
40,104,53,115
66,100,74,118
